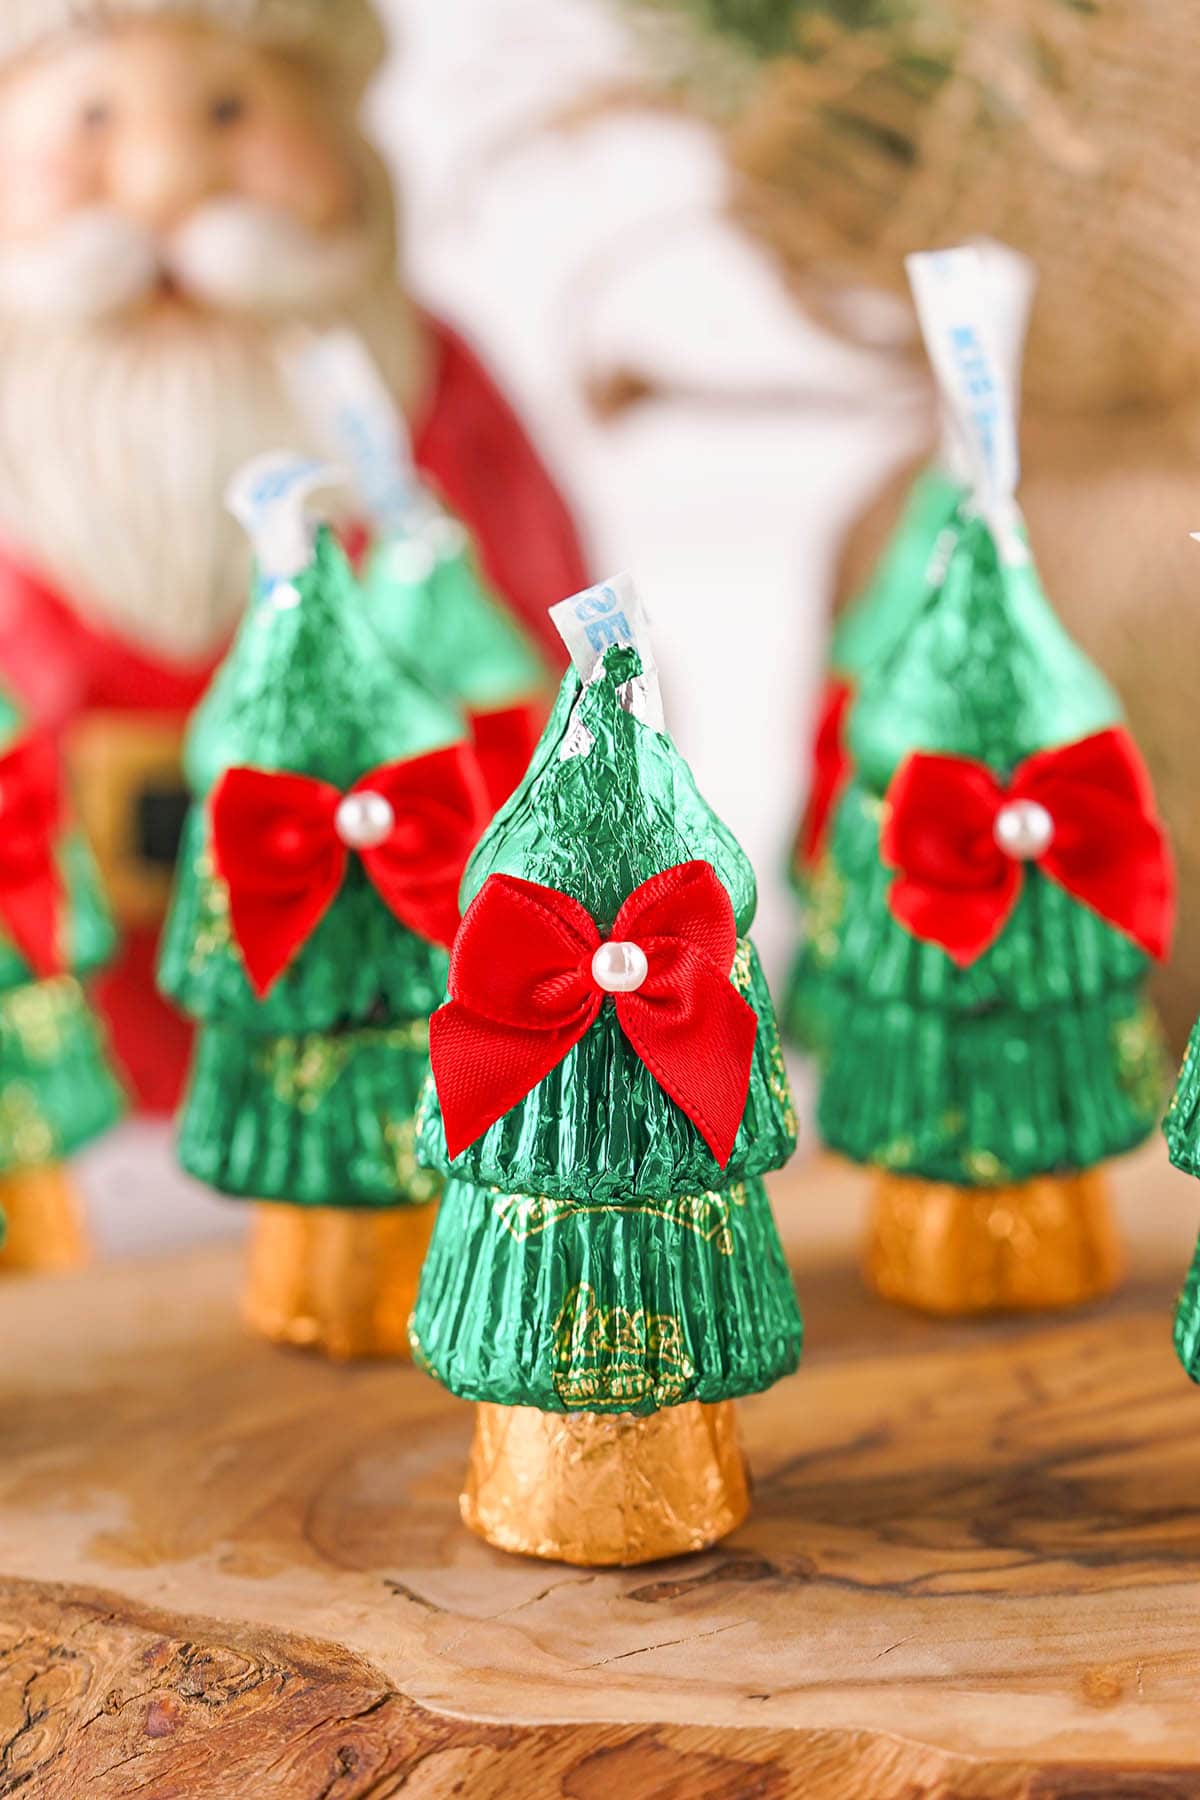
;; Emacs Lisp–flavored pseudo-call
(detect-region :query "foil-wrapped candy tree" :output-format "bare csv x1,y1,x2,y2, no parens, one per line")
816,248,1173,1315
158,455,488,1358
782,463,962,1059
411,579,803,1566
784,245,1034,1063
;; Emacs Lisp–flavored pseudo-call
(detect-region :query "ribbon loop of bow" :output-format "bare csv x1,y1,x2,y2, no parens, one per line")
0,730,65,978
881,726,1174,966
211,742,488,997
430,859,758,1166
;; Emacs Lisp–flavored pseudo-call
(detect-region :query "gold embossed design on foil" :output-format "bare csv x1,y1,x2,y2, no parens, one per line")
764,1026,797,1140
243,1201,438,1360
0,1085,55,1169
462,1399,750,1565
806,851,846,970
255,1019,431,1114
255,1034,354,1113
551,1282,695,1410
493,1183,748,1255
381,1108,441,1207
865,1167,1122,1317
0,1164,89,1274
5,976,79,1062
186,844,233,974
1113,1005,1168,1122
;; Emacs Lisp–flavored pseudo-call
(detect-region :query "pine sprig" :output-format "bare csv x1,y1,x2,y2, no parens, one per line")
618,0,906,60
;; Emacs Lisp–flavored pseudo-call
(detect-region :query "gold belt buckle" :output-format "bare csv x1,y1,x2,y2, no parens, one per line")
65,710,188,929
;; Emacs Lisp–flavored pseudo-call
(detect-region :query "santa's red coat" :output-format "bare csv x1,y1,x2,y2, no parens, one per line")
0,317,588,1111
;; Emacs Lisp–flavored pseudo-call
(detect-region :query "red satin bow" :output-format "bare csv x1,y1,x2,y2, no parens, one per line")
430,859,758,1165
0,730,64,978
798,677,853,870
881,727,1174,967
211,742,488,997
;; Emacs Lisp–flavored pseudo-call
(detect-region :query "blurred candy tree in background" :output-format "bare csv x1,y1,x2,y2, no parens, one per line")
610,0,1200,1049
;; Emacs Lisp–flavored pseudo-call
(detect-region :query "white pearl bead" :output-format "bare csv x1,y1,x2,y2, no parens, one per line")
993,798,1055,860
591,940,649,994
335,790,396,851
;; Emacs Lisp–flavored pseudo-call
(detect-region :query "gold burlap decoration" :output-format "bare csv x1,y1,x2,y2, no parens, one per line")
723,2,1200,416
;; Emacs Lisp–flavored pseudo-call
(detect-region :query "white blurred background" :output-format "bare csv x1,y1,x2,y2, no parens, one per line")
84,0,919,1252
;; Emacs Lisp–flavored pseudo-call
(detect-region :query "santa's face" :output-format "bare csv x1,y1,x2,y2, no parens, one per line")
0,21,380,317
0,20,418,660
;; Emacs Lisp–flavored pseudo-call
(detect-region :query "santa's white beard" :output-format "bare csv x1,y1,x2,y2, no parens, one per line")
0,273,420,663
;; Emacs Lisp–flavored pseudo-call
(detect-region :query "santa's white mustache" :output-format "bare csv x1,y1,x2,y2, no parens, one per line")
0,201,378,321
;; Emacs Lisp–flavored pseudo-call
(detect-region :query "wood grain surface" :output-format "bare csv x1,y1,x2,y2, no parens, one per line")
4,1142,1200,1797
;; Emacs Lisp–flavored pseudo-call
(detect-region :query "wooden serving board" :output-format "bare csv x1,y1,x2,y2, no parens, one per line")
4,1143,1200,1798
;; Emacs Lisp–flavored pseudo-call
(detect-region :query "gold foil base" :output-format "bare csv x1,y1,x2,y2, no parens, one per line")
865,1166,1123,1316
243,1202,437,1361
0,1164,90,1275
462,1399,750,1566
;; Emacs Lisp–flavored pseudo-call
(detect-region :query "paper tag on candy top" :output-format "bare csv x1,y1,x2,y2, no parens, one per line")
979,240,1036,407
551,574,666,741
226,452,343,584
908,245,1028,565
282,328,428,537
938,239,1035,487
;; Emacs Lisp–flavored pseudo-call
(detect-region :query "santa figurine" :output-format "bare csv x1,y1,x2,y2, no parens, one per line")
0,0,587,1112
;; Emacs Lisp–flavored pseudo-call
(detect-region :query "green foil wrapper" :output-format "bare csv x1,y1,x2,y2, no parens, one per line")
849,512,1122,793
820,986,1163,1185
780,846,846,1065
782,758,833,1056
0,975,123,1172
162,522,470,1212
829,464,966,678
0,832,119,993
816,510,1164,1188
783,466,963,1055
410,1172,802,1414
362,520,547,714
178,1017,441,1207
1167,1028,1200,1379
1173,1233,1200,1381
419,938,796,1199
1165,1026,1200,1180
183,527,464,799
159,810,448,1034
824,784,1151,1013
0,685,122,1174
162,528,465,1031
55,835,120,981
415,644,802,1411
460,648,758,935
